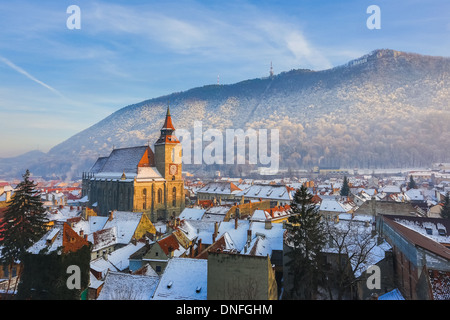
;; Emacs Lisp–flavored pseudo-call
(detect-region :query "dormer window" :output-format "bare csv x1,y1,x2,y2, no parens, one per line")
425,228,432,235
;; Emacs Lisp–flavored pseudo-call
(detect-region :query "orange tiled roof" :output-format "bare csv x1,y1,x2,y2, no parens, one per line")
158,234,180,255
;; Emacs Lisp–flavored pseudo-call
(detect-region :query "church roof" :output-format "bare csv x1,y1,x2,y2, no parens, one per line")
155,106,180,145
90,157,109,173
162,106,175,131
101,146,150,173
88,146,158,179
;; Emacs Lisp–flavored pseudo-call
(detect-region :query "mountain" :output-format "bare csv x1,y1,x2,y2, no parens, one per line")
1,49,450,180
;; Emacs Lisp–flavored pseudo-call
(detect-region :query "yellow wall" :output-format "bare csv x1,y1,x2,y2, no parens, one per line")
134,213,157,239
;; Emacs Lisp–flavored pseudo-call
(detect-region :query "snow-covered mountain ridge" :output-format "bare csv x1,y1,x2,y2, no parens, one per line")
2,49,450,179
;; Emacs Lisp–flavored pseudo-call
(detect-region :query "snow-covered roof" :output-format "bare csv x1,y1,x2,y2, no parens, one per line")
319,199,353,213
89,216,109,233
179,207,206,221
197,182,241,195
97,271,159,300
107,242,146,271
103,211,143,244
152,258,207,300
216,219,250,252
205,206,230,215
90,256,119,277
388,216,450,244
92,227,117,252
250,221,284,252
381,185,401,194
405,188,424,201
45,206,82,222
242,221,284,257
27,226,63,254
251,209,267,222
97,146,150,174
235,184,293,201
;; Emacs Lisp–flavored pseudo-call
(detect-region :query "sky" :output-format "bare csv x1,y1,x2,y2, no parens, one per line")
0,0,448,158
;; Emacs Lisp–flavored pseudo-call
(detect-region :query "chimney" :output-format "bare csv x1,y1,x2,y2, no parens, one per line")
212,222,218,243
247,229,252,244
79,229,84,237
265,219,272,230
371,196,376,216
197,239,202,253
108,211,114,221
235,215,238,230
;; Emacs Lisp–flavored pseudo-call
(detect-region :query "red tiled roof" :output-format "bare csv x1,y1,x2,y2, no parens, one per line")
162,107,175,130
158,234,180,255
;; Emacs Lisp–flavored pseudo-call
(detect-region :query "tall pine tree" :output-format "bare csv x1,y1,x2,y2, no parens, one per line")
284,185,326,299
340,176,350,197
0,170,48,294
441,192,450,220
408,175,417,189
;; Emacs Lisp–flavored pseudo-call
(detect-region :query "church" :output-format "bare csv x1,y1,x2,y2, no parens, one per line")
82,107,185,222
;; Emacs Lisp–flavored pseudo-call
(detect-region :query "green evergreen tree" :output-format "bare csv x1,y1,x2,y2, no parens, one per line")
408,175,417,189
0,170,48,294
441,192,450,219
340,176,350,197
284,185,326,299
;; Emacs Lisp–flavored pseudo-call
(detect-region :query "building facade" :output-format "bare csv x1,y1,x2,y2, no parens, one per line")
82,107,185,222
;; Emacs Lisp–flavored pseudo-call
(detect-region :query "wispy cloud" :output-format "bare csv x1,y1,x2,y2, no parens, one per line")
83,2,332,70
0,55,65,98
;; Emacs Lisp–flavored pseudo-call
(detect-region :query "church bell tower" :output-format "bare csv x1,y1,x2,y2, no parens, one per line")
154,106,182,181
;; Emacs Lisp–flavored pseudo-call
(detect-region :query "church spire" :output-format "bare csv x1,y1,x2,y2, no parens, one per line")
162,104,175,131
155,104,179,145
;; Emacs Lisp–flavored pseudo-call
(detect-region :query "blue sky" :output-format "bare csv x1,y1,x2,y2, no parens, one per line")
0,0,448,157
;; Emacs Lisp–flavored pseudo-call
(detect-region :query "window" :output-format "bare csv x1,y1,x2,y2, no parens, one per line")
172,187,177,207
425,228,433,235
155,265,161,273
158,188,162,204
143,188,147,210
438,229,446,236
